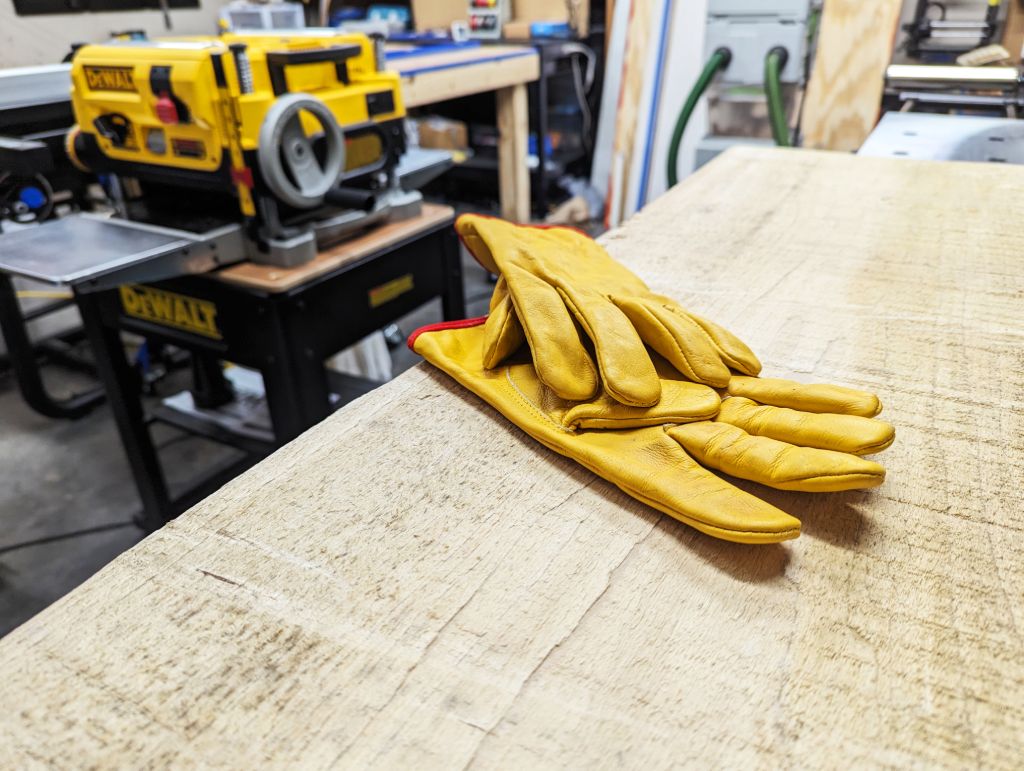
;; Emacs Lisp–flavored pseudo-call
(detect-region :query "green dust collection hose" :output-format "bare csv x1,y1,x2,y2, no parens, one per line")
666,47,731,188
765,46,791,147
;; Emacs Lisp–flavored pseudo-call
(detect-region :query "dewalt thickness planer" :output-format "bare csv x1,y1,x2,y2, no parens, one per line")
65,30,418,266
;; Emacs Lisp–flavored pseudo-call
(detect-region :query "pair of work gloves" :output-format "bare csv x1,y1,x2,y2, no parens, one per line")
409,215,895,544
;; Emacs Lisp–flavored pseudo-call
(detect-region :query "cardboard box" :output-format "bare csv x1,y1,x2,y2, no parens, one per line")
502,20,534,39
411,0,467,32
416,117,470,150
411,0,589,36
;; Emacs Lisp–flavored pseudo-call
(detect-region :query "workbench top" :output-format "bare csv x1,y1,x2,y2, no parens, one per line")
2,147,1021,767
214,204,454,293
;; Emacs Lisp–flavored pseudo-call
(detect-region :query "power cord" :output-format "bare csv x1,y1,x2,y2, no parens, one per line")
561,43,597,154
0,431,195,557
0,520,140,557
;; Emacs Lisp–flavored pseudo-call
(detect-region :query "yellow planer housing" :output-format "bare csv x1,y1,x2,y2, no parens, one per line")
68,31,406,232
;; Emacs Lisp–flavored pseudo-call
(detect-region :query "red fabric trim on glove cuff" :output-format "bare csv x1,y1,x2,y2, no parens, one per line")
407,316,489,350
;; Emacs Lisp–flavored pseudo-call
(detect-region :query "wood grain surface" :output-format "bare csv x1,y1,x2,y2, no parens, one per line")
1,147,1022,768
392,46,539,108
801,0,902,151
496,83,531,222
215,204,454,293
1002,0,1024,62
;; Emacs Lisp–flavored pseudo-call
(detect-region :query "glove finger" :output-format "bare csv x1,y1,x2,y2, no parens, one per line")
576,428,801,543
559,288,661,407
728,376,883,417
505,265,600,401
564,380,719,430
455,213,501,273
612,295,732,387
482,278,526,369
674,307,762,376
718,397,895,456
668,421,886,492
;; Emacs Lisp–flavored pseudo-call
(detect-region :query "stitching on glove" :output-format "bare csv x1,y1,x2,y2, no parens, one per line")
663,304,730,363
560,289,653,408
773,470,884,483
483,306,518,369
612,296,698,381
511,281,600,393
618,476,801,541
504,367,576,434
652,310,704,383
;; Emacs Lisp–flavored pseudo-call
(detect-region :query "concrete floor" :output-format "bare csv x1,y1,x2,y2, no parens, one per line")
0,247,494,638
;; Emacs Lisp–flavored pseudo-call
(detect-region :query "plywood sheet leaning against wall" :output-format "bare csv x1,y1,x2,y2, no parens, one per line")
800,0,902,152
641,0,709,203
605,0,652,227
1001,0,1024,63
590,0,632,216
606,0,660,227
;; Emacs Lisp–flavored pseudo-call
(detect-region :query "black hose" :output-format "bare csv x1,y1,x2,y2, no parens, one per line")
324,186,377,211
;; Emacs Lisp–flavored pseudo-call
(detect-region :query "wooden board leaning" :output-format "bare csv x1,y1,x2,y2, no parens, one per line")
800,0,903,151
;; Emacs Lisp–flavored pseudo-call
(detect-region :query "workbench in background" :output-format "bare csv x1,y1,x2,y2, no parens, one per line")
388,43,539,222
1,148,1020,766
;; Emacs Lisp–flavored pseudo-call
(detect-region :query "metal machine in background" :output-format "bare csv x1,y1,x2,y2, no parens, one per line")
885,0,1024,116
867,1,1024,164
63,29,418,270
0,30,443,425
902,0,1005,60
0,31,459,525
869,34,1024,159
0,64,88,227
884,62,1024,115
220,0,306,32
860,110,1024,162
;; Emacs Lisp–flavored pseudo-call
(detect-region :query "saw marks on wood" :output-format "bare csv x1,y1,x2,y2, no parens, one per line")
801,0,902,151
0,148,1022,767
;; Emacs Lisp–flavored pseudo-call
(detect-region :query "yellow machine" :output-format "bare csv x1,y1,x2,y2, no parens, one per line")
67,31,415,266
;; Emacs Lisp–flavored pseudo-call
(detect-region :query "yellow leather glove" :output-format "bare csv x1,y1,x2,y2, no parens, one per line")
410,319,895,544
672,377,895,493
456,214,761,408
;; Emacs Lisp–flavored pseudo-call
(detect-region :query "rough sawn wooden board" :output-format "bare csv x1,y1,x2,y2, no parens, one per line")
0,147,1022,768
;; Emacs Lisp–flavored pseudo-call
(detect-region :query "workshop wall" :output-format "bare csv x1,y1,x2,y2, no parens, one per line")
0,1,228,68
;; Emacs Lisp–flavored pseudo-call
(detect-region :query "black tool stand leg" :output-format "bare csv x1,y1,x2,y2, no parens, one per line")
261,304,332,443
0,273,104,419
190,353,234,408
75,288,172,531
440,227,466,320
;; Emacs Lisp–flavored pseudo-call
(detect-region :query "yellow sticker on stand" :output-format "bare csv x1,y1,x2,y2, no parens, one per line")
368,274,414,308
119,285,221,339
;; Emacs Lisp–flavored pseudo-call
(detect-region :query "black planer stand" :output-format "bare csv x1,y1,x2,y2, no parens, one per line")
0,206,464,530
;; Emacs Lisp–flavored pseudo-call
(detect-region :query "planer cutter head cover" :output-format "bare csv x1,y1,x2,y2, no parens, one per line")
67,31,406,209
